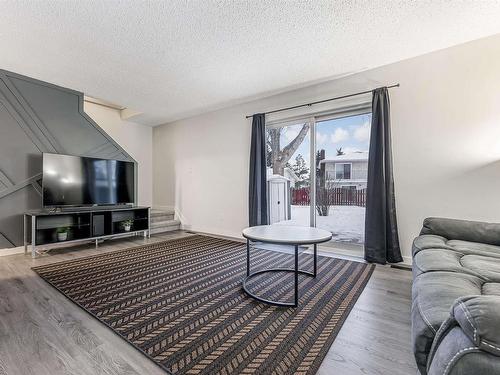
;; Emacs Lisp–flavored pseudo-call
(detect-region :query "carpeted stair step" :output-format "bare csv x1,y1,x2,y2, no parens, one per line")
151,209,175,223
150,219,181,234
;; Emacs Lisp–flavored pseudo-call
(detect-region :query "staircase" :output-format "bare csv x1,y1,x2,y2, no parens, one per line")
150,209,181,235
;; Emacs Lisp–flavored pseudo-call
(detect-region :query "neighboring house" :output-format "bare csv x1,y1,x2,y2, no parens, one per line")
320,151,368,190
266,167,301,188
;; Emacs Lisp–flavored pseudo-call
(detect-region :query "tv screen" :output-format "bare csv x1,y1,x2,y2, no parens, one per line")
43,153,135,207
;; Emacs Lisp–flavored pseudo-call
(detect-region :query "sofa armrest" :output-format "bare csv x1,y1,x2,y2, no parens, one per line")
452,296,500,355
420,217,500,247
427,326,500,375
427,296,500,374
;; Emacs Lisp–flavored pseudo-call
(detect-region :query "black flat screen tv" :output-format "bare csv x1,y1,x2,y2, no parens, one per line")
42,153,135,208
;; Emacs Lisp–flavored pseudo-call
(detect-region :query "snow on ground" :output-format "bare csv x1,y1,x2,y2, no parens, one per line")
275,205,365,244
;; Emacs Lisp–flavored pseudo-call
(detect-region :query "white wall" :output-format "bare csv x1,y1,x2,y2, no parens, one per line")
153,34,500,262
84,103,153,206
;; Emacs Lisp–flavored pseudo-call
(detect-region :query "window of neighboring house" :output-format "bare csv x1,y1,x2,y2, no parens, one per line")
335,163,351,180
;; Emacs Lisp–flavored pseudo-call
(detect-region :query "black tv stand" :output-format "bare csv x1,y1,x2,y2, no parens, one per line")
24,206,150,258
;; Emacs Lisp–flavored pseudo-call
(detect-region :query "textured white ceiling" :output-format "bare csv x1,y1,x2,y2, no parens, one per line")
1,1,500,126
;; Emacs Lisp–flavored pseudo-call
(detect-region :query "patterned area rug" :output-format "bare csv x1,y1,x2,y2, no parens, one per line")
32,235,374,375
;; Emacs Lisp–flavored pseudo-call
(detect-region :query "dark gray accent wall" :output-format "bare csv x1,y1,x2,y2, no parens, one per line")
0,69,135,248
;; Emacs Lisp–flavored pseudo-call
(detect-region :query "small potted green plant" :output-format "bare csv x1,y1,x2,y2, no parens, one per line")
121,219,134,232
56,227,70,241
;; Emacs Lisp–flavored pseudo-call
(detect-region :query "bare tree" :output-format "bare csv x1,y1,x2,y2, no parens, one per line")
267,124,310,175
315,149,341,216
315,149,329,216
316,184,330,217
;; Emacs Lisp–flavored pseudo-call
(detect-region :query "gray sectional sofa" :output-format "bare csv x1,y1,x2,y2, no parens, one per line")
412,217,500,375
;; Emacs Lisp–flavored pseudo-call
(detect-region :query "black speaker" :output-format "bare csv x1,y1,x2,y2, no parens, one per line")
93,214,105,237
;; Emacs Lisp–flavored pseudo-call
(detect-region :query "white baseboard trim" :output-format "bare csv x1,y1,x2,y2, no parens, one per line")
0,246,25,257
182,224,243,241
402,255,413,266
187,229,245,243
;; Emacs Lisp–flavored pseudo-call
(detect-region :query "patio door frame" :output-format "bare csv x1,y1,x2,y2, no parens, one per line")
266,102,372,230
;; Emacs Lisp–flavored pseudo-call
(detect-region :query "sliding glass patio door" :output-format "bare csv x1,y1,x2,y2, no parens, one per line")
266,110,371,250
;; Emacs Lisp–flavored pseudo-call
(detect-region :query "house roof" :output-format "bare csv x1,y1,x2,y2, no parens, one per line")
320,151,368,163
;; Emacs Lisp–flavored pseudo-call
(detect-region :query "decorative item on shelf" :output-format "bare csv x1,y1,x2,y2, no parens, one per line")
56,227,70,241
121,219,134,232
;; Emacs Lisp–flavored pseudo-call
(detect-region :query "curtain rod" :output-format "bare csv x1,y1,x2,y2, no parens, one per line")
245,83,400,119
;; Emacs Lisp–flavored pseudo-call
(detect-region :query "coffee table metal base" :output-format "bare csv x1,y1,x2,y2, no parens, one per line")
242,241,317,308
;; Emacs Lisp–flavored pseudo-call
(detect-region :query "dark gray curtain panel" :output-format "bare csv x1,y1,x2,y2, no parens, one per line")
364,88,402,264
249,114,268,226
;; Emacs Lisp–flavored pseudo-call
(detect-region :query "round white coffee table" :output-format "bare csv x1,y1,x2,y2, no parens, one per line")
242,225,332,307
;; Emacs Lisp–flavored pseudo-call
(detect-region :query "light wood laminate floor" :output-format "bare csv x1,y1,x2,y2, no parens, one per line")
0,231,417,375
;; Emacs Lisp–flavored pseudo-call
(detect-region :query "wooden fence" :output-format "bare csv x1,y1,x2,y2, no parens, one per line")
291,187,366,207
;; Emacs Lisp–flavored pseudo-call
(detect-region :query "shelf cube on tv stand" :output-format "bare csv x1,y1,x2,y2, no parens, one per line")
24,206,150,258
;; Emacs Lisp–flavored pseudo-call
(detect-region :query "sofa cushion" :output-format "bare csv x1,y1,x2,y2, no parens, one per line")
483,282,500,295
461,255,500,282
413,235,500,259
447,240,500,259
412,234,453,256
413,248,480,279
414,248,500,282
